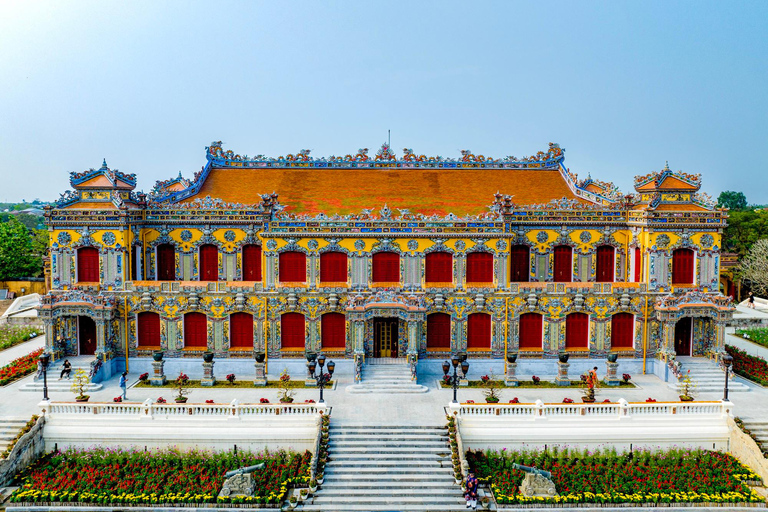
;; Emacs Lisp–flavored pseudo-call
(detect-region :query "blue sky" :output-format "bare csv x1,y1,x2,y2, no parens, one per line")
1,1,766,204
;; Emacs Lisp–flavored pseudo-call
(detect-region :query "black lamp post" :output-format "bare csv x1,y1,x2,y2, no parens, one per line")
722,353,733,402
39,352,50,401
443,355,470,404
308,353,335,404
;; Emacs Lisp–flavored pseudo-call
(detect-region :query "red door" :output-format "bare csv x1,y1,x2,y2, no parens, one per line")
427,313,451,349
242,244,262,281
137,312,161,348
77,247,99,283
565,313,589,350
320,252,348,282
372,252,400,283
425,252,452,283
596,246,615,283
518,313,542,350
184,313,208,348
633,247,642,282
279,252,307,282
281,313,305,350
510,245,530,283
199,245,218,281
611,313,634,350
157,244,175,281
230,313,254,349
674,317,692,355
553,246,572,282
466,252,493,284
672,249,694,285
467,313,491,350
78,316,97,355
321,313,346,349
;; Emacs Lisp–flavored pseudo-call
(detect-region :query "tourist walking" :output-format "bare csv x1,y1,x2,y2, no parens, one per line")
35,359,45,381
465,471,479,509
59,359,71,379
119,372,127,400
748,292,755,309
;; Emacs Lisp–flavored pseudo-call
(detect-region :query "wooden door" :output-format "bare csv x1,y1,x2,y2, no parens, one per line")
674,317,692,356
553,246,573,282
78,316,97,355
374,319,398,358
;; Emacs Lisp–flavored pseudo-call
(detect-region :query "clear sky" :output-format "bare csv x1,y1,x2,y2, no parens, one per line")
1,1,766,204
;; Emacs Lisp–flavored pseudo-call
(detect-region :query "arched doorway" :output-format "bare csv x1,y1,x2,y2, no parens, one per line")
674,317,692,356
374,318,398,358
78,316,97,355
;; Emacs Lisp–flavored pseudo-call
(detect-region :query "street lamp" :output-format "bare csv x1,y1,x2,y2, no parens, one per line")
443,356,470,404
308,353,335,404
722,353,734,402
38,352,50,401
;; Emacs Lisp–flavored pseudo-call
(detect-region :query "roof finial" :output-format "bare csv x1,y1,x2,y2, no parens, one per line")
101,158,108,170
664,161,670,171
177,170,183,179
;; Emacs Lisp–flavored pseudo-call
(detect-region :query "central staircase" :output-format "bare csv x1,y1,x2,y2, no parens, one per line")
301,425,466,512
346,363,428,394
19,357,103,393
0,417,30,453
739,418,768,455
667,358,750,394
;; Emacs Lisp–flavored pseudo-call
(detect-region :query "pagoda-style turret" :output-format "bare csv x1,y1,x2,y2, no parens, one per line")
633,162,713,211
55,159,139,209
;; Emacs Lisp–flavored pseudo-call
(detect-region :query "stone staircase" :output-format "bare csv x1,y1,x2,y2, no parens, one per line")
19,358,103,393
667,358,750,394
740,418,768,455
0,417,29,453
301,425,465,512
346,363,428,394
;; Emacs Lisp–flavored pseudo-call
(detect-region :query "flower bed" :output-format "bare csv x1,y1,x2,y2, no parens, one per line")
735,328,768,349
466,447,763,505
0,347,43,386
0,325,42,351
11,447,311,506
726,345,768,386
439,379,634,389
135,379,331,389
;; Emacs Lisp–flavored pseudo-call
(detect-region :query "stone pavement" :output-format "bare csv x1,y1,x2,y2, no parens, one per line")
0,335,44,367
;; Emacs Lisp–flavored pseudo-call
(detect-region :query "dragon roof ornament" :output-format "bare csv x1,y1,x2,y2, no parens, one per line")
69,159,137,188
150,194,282,212
148,171,192,200
41,289,117,309
634,162,701,190
655,290,733,311
205,141,566,169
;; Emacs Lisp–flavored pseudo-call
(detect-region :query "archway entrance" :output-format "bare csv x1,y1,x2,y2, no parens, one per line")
674,317,692,356
373,318,398,358
78,316,97,355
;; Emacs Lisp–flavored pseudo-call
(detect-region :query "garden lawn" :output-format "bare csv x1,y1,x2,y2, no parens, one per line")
466,447,763,505
726,345,768,386
0,325,42,352
0,348,43,386
735,328,768,349
12,447,311,506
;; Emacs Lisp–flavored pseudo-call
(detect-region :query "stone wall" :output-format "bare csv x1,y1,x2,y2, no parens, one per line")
0,416,45,487
727,417,768,482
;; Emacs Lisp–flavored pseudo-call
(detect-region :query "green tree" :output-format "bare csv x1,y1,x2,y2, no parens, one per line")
722,210,768,257
717,191,748,210
0,218,43,280
738,239,768,295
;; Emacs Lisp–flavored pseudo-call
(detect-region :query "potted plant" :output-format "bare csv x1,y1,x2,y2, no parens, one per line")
316,472,324,485
288,494,298,509
506,353,518,363
153,351,164,362
156,396,167,403
622,373,632,384
278,369,296,403
580,369,599,403
203,352,214,363
679,370,696,401
482,372,501,403
299,488,308,501
138,372,149,382
309,477,318,493
481,495,491,509
255,352,266,363
174,372,190,403
71,369,91,402
226,373,236,385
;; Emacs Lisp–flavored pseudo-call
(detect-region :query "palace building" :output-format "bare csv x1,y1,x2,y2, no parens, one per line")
40,142,733,381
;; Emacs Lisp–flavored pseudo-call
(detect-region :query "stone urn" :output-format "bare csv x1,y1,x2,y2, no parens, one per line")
506,353,518,363
203,352,214,363
255,353,266,363
607,353,619,363
558,353,570,363
153,351,164,362
306,352,317,362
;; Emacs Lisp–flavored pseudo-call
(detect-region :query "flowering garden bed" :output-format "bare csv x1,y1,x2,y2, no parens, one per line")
726,345,768,386
466,447,764,506
0,347,43,386
11,447,311,506
735,328,768,349
0,325,42,351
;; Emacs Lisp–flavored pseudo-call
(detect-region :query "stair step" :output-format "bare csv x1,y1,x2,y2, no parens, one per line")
316,489,464,496
311,496,463,504
324,467,454,474
300,504,467,511
325,461,450,468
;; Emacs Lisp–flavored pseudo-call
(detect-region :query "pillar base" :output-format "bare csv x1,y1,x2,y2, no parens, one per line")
201,362,215,387
604,361,621,386
505,362,518,387
150,360,167,386
555,361,570,386
254,362,267,387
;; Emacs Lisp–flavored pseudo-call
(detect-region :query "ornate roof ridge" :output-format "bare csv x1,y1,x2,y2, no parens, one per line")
69,159,137,188
634,162,701,189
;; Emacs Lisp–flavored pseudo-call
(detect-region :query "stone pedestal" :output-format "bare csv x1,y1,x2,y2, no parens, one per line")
150,360,167,386
305,360,317,387
201,361,215,387
605,361,621,386
253,361,267,387
505,362,519,387
555,361,570,387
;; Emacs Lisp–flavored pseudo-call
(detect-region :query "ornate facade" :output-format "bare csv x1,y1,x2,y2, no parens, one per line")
40,143,733,379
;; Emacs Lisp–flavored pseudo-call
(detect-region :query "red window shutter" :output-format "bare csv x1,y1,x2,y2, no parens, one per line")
279,252,307,282
633,247,641,283
199,244,218,281
242,245,262,281
565,313,589,350
137,312,161,347
157,244,175,281
519,313,543,350
553,246,572,282
281,313,305,350
321,313,346,349
672,248,694,285
425,252,453,283
467,313,491,350
320,252,348,282
372,252,400,282
466,252,493,283
77,247,99,282
230,313,254,349
611,313,634,349
184,313,207,348
427,313,451,349
596,246,615,283
510,245,530,283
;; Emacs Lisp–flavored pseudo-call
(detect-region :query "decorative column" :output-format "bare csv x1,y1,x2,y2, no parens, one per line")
151,353,167,386
407,319,419,381
95,318,107,355
43,318,55,354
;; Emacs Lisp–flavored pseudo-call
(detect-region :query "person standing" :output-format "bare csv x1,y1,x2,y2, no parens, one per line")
464,471,479,509
748,292,755,309
119,371,127,400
